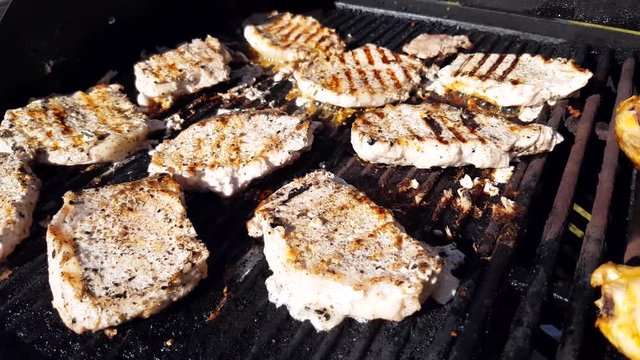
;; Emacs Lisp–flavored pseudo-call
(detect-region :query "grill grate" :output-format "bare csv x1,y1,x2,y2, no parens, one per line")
0,6,635,360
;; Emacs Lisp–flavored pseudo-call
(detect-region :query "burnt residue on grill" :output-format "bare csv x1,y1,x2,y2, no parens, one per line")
0,5,630,360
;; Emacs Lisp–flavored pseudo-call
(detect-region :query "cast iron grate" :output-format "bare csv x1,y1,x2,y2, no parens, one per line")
0,5,635,360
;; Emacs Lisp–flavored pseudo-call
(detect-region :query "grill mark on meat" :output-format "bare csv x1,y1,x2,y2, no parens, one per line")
372,69,387,91
351,51,361,66
338,53,346,64
466,53,491,77
498,54,522,81
326,74,341,92
79,93,105,125
386,68,402,91
377,47,392,64
363,46,375,65
452,54,476,76
49,104,73,135
421,114,449,144
479,54,506,81
280,22,301,43
438,115,467,143
392,53,412,80
459,111,486,143
344,69,356,93
302,23,323,47
316,35,330,52
264,13,287,32
356,69,374,94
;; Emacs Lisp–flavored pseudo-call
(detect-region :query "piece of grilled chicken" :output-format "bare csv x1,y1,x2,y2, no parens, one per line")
247,170,445,331
402,33,473,62
244,12,346,66
615,95,640,169
148,109,314,197
0,84,151,166
47,174,209,334
351,102,563,169
429,53,593,122
0,154,40,261
134,35,232,109
591,262,640,360
294,44,428,108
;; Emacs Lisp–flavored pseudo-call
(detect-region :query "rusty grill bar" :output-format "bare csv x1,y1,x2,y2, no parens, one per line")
0,5,636,360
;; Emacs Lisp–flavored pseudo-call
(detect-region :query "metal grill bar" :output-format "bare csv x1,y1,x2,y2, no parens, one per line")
555,57,636,360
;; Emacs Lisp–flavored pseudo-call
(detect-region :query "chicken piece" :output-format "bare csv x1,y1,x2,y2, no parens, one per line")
429,53,592,121
0,154,40,261
134,35,232,108
148,109,314,197
0,84,151,165
591,262,640,360
244,12,345,66
615,96,640,169
47,174,209,333
351,102,563,169
247,170,445,331
294,44,428,108
402,33,472,61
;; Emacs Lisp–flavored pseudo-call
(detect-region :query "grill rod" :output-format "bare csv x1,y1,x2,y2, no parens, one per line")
500,49,612,360
555,56,636,360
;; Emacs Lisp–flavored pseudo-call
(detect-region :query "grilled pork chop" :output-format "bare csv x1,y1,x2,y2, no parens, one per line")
244,12,345,65
591,262,640,360
0,154,40,261
134,35,232,109
0,84,151,165
293,44,427,108
148,109,314,197
429,53,592,121
247,170,444,331
47,174,209,333
402,34,472,61
351,102,563,169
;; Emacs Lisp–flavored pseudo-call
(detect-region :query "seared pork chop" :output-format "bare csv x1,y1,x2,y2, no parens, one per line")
148,109,314,197
293,44,428,108
134,35,232,109
0,154,40,261
247,170,444,331
429,53,592,121
244,12,345,66
47,174,209,333
402,34,472,61
0,84,151,165
351,102,563,169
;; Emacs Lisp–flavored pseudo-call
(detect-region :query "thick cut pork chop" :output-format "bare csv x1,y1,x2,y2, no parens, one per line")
0,154,40,261
148,109,314,197
134,35,231,109
0,84,151,165
293,44,427,108
429,53,592,121
244,12,345,65
351,103,563,169
247,170,444,331
47,174,209,333
402,34,473,61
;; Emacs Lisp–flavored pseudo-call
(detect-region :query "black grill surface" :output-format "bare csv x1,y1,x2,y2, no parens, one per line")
0,5,636,360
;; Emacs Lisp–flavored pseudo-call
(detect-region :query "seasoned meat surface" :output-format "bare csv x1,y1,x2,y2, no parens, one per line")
0,84,151,165
0,154,40,260
148,109,314,197
351,103,563,169
247,170,444,330
47,174,209,333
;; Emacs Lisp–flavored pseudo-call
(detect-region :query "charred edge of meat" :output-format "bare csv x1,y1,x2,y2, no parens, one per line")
435,90,523,119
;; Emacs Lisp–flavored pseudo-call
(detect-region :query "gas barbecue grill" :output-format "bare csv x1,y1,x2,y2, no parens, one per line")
0,0,638,359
